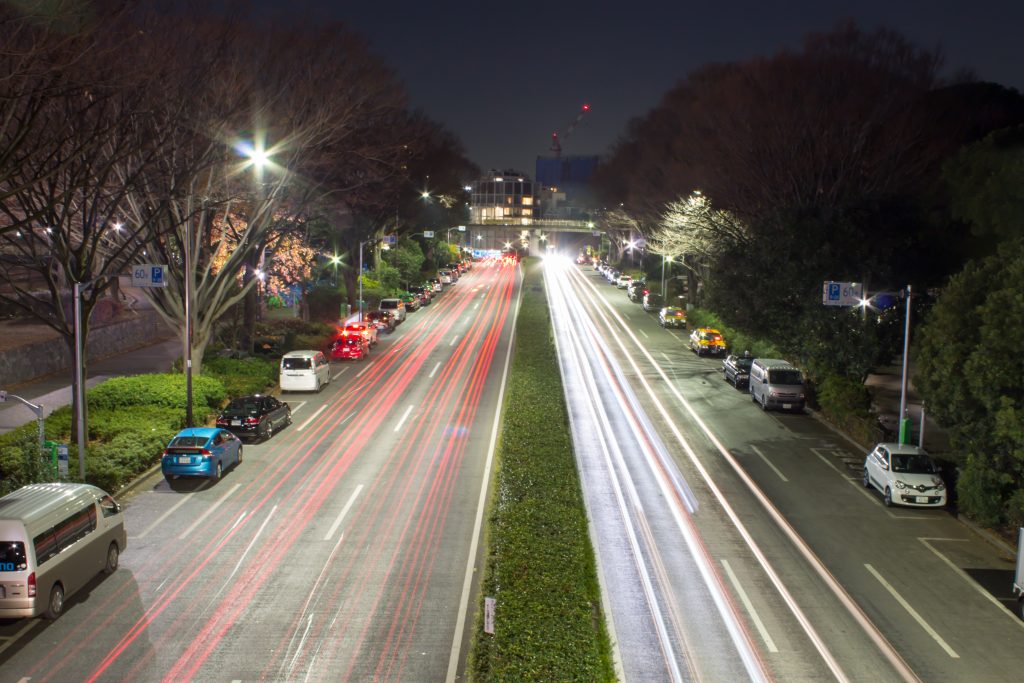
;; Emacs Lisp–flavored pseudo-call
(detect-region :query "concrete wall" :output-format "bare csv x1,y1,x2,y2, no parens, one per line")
0,310,174,387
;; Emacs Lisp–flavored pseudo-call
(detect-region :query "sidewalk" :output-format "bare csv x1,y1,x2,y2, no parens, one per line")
0,335,181,435
864,360,950,456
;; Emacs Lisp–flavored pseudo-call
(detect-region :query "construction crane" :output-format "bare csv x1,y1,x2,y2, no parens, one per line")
550,103,590,157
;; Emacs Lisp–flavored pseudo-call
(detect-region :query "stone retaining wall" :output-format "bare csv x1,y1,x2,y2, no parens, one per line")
0,310,174,387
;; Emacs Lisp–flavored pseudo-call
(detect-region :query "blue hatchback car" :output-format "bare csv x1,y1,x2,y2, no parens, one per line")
161,428,242,483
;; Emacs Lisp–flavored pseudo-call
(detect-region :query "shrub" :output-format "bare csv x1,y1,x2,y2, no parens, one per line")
307,285,345,322
88,406,186,441
687,308,780,358
203,355,279,397
88,373,225,415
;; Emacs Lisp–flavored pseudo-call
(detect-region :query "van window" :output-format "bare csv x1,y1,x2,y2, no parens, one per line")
379,300,398,310
283,357,313,370
99,495,120,518
1,541,27,571
55,505,97,551
769,369,803,385
33,530,59,566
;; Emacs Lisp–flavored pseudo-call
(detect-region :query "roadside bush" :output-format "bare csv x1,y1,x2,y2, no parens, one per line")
816,374,877,445
204,355,278,397
86,429,173,492
0,430,54,495
687,307,781,358
88,373,225,414
88,406,185,441
307,285,345,322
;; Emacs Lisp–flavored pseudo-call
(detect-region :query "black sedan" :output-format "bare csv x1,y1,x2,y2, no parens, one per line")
216,394,291,441
722,354,754,389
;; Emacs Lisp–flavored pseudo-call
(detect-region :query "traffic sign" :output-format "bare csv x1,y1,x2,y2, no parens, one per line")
822,281,863,307
423,230,434,238
57,443,69,478
383,234,397,245
132,264,167,288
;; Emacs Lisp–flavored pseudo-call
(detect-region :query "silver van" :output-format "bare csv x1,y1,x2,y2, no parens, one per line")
378,298,406,323
749,358,805,412
280,350,331,393
0,483,126,619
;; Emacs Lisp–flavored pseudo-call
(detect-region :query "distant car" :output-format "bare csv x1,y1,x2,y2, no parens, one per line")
722,354,753,388
605,268,620,283
627,280,647,301
342,322,378,346
689,328,727,356
216,394,291,440
429,279,443,293
408,286,432,306
399,292,421,312
616,274,633,289
644,293,665,312
331,334,369,361
439,270,452,284
658,306,686,328
162,427,242,482
365,310,395,333
863,443,946,508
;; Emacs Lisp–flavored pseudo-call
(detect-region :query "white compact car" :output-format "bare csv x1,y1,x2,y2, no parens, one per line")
863,443,946,507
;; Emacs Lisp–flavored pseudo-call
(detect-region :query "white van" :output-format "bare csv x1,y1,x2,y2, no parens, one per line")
749,358,805,412
378,298,406,323
280,350,331,392
0,483,126,619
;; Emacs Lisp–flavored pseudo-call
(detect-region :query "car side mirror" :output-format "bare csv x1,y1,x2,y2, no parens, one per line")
762,378,768,384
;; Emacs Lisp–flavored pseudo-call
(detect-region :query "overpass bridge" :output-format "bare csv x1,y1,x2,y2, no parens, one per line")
458,218,600,255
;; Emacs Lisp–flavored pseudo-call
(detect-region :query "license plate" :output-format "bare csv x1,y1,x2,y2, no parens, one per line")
782,403,792,410
916,496,929,504
231,419,241,426
178,456,191,464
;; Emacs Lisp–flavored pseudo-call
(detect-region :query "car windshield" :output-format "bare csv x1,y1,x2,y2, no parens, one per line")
892,454,936,474
169,436,208,448
769,369,803,385
282,357,312,370
380,300,398,310
341,337,360,346
735,358,753,370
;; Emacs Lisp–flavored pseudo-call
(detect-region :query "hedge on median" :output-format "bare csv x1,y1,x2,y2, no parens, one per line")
469,258,615,682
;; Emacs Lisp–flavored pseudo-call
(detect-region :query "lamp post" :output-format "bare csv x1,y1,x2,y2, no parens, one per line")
330,254,341,287
661,254,673,296
898,285,913,444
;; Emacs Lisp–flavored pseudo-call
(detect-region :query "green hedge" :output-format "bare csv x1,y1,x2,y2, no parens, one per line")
88,373,225,416
470,258,614,681
686,307,781,358
204,355,279,397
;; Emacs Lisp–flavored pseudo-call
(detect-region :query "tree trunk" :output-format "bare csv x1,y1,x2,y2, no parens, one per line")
241,263,258,354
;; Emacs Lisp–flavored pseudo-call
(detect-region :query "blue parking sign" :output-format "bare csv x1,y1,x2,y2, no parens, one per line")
151,266,163,285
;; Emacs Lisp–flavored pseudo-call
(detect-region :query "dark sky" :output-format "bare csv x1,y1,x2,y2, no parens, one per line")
255,1,1023,177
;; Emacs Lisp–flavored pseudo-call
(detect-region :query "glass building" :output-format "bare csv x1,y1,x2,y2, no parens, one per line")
469,171,535,225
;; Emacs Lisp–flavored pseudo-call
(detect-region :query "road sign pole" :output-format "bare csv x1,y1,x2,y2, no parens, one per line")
73,281,86,480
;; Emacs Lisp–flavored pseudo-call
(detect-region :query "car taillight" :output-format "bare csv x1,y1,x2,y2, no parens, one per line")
244,417,259,425
27,572,36,597
200,448,212,455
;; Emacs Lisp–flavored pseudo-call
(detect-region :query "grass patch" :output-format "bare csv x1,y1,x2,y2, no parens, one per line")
469,258,615,682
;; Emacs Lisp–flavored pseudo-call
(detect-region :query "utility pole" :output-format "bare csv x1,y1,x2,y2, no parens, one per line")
898,285,913,445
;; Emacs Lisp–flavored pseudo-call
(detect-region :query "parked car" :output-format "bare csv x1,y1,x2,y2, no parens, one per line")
331,334,370,361
863,443,946,508
689,328,727,356
399,292,421,312
748,358,805,412
658,306,686,328
216,394,291,441
439,270,453,285
429,278,443,293
616,274,633,289
605,268,620,283
722,353,753,388
342,322,378,347
644,293,665,313
378,298,406,322
162,427,242,482
627,280,647,302
365,310,395,333
409,286,432,306
280,350,331,392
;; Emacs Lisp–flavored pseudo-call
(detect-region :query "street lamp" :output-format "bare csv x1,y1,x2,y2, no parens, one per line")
329,254,341,287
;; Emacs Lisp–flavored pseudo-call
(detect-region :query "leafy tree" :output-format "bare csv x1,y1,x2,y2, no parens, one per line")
915,241,1024,524
384,239,425,288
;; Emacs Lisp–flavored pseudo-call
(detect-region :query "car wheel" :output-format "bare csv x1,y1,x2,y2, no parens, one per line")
264,421,273,441
43,583,64,620
862,468,871,488
104,542,119,574
237,446,243,464
760,394,768,411
286,411,292,426
211,461,222,482
314,379,321,393
883,487,893,507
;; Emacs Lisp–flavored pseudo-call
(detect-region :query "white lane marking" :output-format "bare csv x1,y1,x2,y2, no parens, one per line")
750,445,788,482
722,559,778,653
450,334,459,346
919,538,1024,628
134,485,207,539
660,352,672,364
324,485,364,541
217,506,277,597
638,328,649,339
332,367,348,381
288,400,308,414
394,405,415,433
447,269,523,683
178,484,240,540
865,563,959,658
474,302,480,310
0,623,36,656
429,361,442,378
356,360,375,378
298,405,327,431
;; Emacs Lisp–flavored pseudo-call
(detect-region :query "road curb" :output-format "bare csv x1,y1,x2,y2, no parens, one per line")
956,513,1017,558
114,462,163,501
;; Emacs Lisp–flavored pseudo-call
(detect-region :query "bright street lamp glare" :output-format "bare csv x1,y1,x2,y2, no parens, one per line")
421,191,430,199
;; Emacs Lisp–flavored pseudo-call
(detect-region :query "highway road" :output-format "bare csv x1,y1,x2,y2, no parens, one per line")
0,259,520,682
544,256,1024,682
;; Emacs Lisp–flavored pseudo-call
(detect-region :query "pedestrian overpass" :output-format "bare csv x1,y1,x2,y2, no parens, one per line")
459,218,599,255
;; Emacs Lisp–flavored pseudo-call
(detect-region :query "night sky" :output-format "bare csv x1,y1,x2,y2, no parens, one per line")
254,1,1024,177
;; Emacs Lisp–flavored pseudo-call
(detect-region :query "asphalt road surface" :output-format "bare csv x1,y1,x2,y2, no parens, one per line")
544,256,1024,683
0,259,520,682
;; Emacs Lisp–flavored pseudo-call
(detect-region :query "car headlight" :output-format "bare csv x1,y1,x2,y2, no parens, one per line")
894,480,907,489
